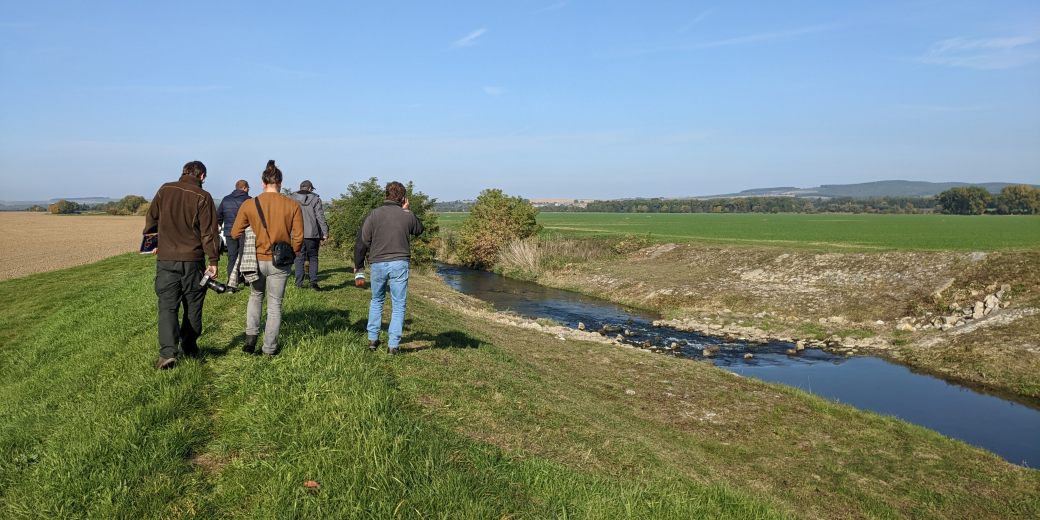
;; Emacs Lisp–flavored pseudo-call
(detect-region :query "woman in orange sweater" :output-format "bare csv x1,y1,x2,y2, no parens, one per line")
230,160,304,355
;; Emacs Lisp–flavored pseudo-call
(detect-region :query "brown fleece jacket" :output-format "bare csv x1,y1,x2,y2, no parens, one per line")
143,174,221,266
230,191,304,261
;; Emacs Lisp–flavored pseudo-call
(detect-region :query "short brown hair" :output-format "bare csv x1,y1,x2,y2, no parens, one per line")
385,181,406,203
235,179,249,191
182,160,206,179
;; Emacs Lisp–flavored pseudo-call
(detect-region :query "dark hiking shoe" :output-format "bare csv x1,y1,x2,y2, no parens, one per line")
155,357,177,370
243,334,258,354
387,347,400,356
181,344,200,358
368,339,379,352
295,281,306,289
310,282,321,291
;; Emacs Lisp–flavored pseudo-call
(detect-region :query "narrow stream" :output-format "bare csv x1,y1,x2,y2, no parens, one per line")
436,264,1040,467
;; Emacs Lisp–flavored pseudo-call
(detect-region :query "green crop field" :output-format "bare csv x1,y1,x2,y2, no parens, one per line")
437,212,1040,251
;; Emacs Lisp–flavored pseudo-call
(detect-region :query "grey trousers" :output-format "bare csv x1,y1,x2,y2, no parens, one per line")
246,260,290,354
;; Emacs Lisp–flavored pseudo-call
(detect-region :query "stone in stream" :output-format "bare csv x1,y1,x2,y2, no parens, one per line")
702,348,715,358
972,301,985,320
744,353,754,360
785,348,798,356
984,294,1000,315
577,322,586,331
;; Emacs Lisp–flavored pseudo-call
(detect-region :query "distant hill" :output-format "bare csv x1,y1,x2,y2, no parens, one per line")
0,197,116,211
704,181,1038,199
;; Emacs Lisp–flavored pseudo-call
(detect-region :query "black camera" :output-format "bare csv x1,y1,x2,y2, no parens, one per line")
200,273,229,294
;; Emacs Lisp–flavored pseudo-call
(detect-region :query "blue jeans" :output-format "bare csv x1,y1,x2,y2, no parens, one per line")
367,260,410,348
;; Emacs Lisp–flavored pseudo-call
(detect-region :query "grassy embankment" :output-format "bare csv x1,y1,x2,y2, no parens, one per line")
1,254,1038,518
439,212,1040,399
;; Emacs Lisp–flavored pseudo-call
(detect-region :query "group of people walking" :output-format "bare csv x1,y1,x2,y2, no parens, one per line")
143,160,423,369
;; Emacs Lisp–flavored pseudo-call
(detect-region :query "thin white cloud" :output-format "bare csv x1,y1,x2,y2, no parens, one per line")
534,1,568,14
676,9,713,34
482,86,505,96
620,24,837,57
451,28,487,48
922,35,1040,70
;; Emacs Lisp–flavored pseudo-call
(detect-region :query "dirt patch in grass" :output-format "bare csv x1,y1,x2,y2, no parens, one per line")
0,213,144,281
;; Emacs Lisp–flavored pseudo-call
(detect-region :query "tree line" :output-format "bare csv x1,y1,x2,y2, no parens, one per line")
45,196,150,215
529,185,1038,215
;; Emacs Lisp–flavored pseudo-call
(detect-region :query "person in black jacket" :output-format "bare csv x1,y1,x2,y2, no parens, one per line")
217,180,250,278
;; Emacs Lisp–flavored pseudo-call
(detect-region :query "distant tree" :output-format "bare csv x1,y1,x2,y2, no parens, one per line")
456,189,541,268
995,185,1040,215
936,187,993,215
104,195,148,215
27,204,46,212
325,177,439,266
48,199,79,214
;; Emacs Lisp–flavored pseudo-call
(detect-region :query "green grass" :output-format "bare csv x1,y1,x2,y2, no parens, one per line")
2,255,1038,518
438,212,1040,251
0,255,778,518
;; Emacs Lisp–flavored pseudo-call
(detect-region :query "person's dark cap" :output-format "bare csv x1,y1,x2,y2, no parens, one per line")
300,180,315,191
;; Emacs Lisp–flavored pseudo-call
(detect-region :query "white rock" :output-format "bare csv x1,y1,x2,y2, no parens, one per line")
896,323,914,332
625,389,636,396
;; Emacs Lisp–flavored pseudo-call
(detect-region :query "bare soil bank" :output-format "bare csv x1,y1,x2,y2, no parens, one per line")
537,243,1040,399
0,212,144,281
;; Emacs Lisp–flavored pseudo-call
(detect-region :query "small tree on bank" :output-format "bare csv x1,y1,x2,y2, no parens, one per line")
325,177,439,266
456,189,540,268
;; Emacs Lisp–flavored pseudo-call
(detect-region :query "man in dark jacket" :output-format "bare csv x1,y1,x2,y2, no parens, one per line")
217,180,250,278
291,180,329,289
361,181,424,354
143,161,221,369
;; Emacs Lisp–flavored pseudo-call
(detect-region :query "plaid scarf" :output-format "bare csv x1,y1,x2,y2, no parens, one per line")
228,227,259,289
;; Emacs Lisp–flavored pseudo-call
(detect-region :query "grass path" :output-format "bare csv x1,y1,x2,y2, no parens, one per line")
0,255,776,518
1,254,1038,518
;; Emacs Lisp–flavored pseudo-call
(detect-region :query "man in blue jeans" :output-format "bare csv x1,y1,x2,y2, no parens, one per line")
360,181,424,354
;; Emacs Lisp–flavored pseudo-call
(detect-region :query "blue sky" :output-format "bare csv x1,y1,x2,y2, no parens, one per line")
1,1,1038,201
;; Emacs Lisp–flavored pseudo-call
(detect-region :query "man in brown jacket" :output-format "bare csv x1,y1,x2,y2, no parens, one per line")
143,160,221,369
230,160,304,355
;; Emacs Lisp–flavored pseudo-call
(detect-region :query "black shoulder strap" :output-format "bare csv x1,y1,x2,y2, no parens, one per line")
254,197,272,242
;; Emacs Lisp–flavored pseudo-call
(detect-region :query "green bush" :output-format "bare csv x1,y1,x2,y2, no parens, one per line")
325,177,439,266
456,189,540,268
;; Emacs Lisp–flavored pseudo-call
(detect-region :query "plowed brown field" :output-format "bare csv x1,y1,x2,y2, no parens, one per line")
0,212,144,281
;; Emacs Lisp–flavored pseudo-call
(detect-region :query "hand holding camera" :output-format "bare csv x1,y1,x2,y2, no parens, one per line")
200,272,230,293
